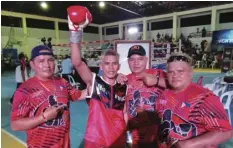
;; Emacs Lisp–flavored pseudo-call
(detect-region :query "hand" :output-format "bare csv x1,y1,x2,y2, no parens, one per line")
136,106,144,114
42,104,67,121
136,73,158,87
174,140,200,148
123,111,129,125
117,73,128,85
136,106,148,119
68,14,89,31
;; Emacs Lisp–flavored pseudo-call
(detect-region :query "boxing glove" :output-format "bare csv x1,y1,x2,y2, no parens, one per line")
67,6,92,31
67,6,92,43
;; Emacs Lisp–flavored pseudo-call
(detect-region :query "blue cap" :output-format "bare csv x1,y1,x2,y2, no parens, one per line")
30,45,54,60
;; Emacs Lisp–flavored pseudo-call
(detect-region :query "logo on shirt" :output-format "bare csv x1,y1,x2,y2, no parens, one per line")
34,95,68,127
181,102,191,108
159,109,197,144
128,90,158,117
60,85,65,90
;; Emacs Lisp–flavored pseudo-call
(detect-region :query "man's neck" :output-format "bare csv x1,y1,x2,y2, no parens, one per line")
102,76,116,85
132,72,143,76
35,75,53,81
171,88,185,94
171,84,190,94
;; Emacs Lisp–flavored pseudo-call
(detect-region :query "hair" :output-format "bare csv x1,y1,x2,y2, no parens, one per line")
99,49,120,65
101,49,119,59
65,54,70,59
168,52,193,66
18,53,25,60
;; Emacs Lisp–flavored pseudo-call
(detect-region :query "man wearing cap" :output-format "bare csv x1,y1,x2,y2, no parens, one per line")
10,45,87,148
157,53,233,148
118,45,167,147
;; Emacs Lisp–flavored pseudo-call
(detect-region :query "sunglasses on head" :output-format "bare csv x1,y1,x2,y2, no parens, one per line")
167,55,190,63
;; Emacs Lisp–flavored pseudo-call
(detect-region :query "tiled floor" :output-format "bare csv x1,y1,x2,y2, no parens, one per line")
1,71,233,148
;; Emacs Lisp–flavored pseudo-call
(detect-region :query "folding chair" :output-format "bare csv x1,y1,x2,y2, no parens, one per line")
68,75,80,89
203,84,214,91
213,85,227,97
220,91,233,125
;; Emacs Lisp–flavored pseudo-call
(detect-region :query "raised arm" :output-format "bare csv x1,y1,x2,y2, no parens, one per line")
68,6,93,86
70,43,92,86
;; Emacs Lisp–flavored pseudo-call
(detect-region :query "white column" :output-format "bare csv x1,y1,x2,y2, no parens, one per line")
172,12,177,40
211,6,217,31
177,17,181,39
104,27,106,40
22,16,29,56
99,26,103,46
54,21,59,44
148,21,152,40
143,18,147,40
119,23,123,39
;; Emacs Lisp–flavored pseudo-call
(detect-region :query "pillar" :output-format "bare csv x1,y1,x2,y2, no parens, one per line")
211,6,217,31
172,12,177,40
143,18,147,40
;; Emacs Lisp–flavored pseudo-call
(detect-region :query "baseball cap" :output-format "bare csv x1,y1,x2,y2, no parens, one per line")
127,45,146,58
30,45,54,60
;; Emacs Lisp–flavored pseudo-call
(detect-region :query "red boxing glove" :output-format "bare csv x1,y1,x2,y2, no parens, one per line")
67,6,92,31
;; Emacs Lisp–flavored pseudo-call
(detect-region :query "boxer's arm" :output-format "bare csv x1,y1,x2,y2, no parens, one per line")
70,43,93,86
68,6,93,86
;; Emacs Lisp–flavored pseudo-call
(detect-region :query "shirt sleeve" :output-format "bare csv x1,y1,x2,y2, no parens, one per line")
11,89,31,121
65,80,82,101
197,93,232,132
148,69,166,78
158,69,166,79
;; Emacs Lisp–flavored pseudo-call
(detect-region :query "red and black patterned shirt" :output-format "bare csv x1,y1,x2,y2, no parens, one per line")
157,83,232,148
126,69,165,145
11,77,82,148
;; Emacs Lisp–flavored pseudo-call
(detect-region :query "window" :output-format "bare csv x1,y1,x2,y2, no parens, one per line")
59,22,68,31
219,12,233,23
151,20,172,30
84,26,99,34
181,15,211,27
1,16,22,27
106,27,119,35
26,18,54,29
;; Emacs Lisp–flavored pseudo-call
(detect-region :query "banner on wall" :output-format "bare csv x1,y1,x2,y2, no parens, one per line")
211,29,233,52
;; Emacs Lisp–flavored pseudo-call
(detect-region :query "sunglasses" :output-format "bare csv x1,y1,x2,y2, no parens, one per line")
167,56,191,64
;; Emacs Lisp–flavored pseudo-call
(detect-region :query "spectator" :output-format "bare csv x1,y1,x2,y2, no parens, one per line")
202,27,207,37
10,53,29,104
61,55,73,82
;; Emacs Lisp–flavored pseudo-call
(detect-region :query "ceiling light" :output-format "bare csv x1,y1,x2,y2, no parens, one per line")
99,2,105,8
128,27,138,34
40,2,48,9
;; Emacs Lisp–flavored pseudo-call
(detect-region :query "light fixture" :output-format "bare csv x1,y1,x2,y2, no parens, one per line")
128,27,138,34
99,2,105,8
40,2,48,9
